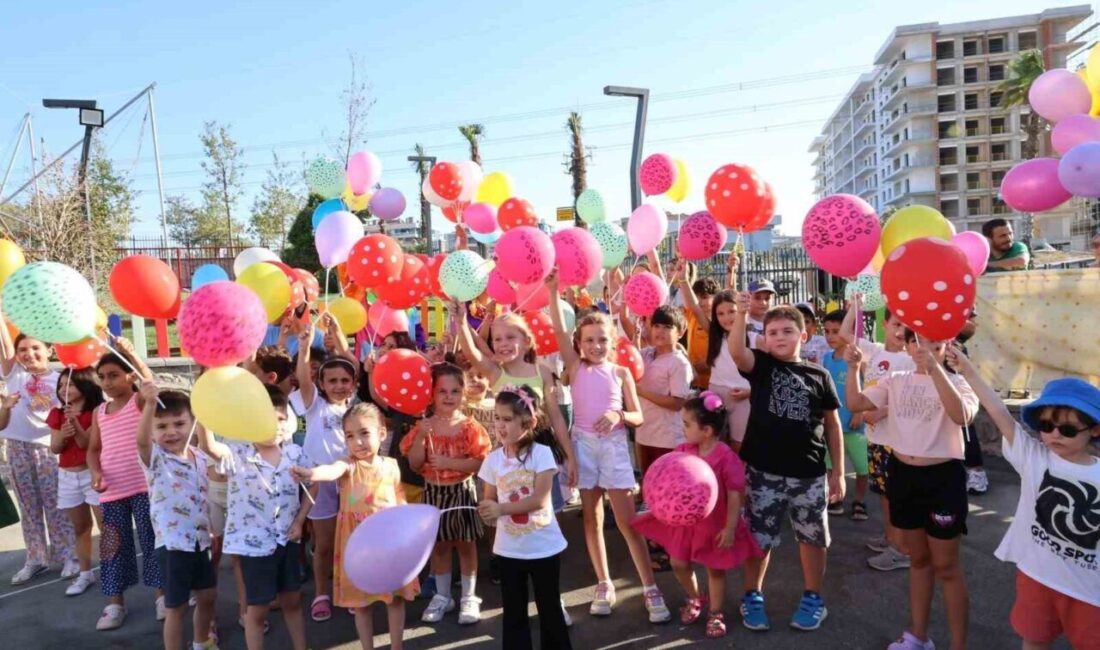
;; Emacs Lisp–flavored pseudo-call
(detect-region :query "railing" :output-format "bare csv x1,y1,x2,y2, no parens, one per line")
118,237,252,290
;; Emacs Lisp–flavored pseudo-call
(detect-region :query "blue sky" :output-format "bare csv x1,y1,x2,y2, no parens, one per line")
0,0,1093,240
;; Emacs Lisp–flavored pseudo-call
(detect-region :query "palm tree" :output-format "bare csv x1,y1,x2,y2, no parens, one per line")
458,124,485,166
410,143,431,247
994,49,1047,245
565,112,588,226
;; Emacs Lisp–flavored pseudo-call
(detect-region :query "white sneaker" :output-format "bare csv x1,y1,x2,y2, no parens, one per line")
60,559,81,579
420,594,454,623
561,598,572,627
868,546,912,572
589,582,616,616
643,587,672,624
96,604,127,631
65,571,96,596
967,468,989,495
156,595,166,621
457,595,481,625
10,563,47,585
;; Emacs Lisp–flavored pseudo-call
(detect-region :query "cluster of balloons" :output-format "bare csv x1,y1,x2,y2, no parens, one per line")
1001,45,1100,212
305,152,407,222
639,153,690,202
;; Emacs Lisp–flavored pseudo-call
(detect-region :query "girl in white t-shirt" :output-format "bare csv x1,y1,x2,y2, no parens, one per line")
477,386,572,650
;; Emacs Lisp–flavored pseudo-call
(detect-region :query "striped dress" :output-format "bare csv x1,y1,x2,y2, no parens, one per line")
97,394,148,503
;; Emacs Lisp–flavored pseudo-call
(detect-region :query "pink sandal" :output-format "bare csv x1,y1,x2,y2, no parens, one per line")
310,595,332,622
706,611,727,638
679,597,707,625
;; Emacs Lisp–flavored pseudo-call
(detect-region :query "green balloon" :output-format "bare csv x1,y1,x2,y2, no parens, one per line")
576,188,607,224
844,274,886,312
1,262,97,343
306,157,345,199
558,299,575,332
590,222,628,269
439,250,489,302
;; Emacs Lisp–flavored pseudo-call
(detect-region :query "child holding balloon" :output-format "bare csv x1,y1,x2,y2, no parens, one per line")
632,392,761,639
292,403,416,650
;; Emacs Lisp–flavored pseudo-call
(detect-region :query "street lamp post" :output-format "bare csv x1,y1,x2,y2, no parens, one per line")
603,86,650,212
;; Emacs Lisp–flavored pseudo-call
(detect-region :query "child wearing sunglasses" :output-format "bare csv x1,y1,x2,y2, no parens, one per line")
950,348,1100,650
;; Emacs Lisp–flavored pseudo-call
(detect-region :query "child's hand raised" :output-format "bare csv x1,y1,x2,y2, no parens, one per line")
289,466,313,483
139,380,160,404
843,343,864,367
945,341,971,373
734,291,751,313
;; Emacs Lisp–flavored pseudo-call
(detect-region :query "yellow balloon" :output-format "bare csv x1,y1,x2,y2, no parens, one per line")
324,297,367,334
237,262,291,323
342,183,372,212
1078,68,1100,117
825,300,841,313
870,247,886,273
665,159,690,203
94,306,108,333
881,205,954,257
475,171,514,208
192,367,277,443
0,239,26,289
1087,43,1100,93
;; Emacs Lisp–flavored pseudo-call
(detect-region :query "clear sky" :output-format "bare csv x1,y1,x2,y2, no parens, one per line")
0,0,1094,241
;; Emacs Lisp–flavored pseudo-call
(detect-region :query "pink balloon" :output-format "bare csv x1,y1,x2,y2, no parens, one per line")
368,300,409,337
1058,142,1100,198
627,204,668,255
642,452,718,527
677,211,728,261
464,202,498,234
344,504,439,594
368,188,405,221
346,151,382,195
486,268,517,304
640,153,677,195
551,227,601,287
315,211,363,268
1028,70,1093,124
494,226,555,285
1052,114,1100,155
178,281,268,367
802,194,882,278
951,231,991,276
1001,158,1073,212
514,281,550,311
624,271,668,317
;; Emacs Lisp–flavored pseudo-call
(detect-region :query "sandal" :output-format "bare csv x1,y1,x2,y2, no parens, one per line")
311,595,333,622
705,611,727,638
851,501,869,522
237,616,270,634
679,597,707,625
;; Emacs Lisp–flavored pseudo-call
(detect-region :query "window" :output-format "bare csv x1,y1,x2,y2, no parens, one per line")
992,170,1006,187
966,145,981,163
964,67,979,83
964,93,979,110
937,41,956,59
941,173,959,191
938,121,958,138
938,94,957,112
940,146,959,165
967,198,983,216
990,91,1004,108
964,40,979,56
967,172,982,190
989,36,1006,54
965,119,980,137
1018,32,1037,50
937,68,956,86
992,197,1010,215
992,143,1008,161
941,199,960,218
991,117,1007,134
989,64,1005,82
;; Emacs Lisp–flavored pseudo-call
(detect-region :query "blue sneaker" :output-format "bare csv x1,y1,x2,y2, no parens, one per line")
739,591,770,631
790,592,828,630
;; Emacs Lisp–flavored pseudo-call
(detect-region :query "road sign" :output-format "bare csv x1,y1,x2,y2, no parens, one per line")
556,206,574,222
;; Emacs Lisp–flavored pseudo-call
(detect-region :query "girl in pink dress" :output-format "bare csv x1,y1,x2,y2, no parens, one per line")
632,391,762,639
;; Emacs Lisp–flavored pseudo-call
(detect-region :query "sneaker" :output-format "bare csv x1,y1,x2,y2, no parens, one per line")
827,502,844,516
789,592,828,630
457,596,481,625
156,595,166,621
868,546,912,572
643,587,671,623
560,599,572,627
60,559,81,579
739,591,770,631
888,630,936,649
96,604,127,631
851,501,869,522
10,563,47,585
589,582,616,616
966,468,988,495
421,594,455,623
865,535,890,553
65,571,96,596
200,639,220,650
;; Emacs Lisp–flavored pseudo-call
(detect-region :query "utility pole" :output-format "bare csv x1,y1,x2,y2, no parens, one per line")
146,85,169,245
603,86,649,211
408,153,435,254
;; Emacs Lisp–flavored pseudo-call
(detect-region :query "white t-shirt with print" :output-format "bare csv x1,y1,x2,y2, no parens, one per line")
220,442,306,557
856,339,916,445
291,391,349,467
995,425,1100,607
142,445,211,552
478,443,567,560
747,317,765,350
1,366,59,445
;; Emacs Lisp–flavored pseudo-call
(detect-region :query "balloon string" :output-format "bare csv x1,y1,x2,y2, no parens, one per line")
301,483,316,505
736,227,748,291
439,506,478,514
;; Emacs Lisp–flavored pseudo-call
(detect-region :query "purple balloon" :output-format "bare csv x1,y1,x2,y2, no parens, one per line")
368,187,406,221
314,210,363,268
344,504,439,594
1000,158,1073,212
1052,114,1100,155
1028,69,1093,124
463,202,498,234
1058,142,1100,198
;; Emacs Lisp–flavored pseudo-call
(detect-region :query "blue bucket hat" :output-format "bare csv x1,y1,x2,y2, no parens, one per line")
1021,378,1100,431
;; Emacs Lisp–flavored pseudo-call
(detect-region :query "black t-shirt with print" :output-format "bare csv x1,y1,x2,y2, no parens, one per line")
739,349,840,479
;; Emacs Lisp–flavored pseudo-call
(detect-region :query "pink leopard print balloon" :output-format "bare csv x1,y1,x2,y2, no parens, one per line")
676,211,728,261
643,452,718,527
178,281,268,367
551,227,601,287
495,226,555,285
801,194,881,278
640,153,676,196
624,271,668,318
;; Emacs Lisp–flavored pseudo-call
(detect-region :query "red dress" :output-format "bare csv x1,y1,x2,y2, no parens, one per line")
632,442,762,570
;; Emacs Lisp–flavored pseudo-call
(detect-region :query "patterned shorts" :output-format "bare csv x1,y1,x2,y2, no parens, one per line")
424,478,483,542
868,443,892,495
745,467,830,551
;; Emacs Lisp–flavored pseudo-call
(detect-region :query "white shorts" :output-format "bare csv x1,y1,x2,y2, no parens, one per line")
573,429,636,491
208,479,228,537
57,468,100,509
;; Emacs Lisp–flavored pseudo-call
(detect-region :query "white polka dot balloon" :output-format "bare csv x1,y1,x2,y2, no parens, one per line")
880,237,976,341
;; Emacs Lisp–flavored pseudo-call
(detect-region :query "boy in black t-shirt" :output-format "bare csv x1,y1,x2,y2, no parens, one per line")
730,294,845,633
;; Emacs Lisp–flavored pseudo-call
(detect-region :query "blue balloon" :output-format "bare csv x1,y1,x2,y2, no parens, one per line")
469,228,501,245
312,198,347,230
191,264,228,290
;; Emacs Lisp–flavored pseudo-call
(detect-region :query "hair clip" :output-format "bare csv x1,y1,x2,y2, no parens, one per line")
499,384,536,415
699,390,723,412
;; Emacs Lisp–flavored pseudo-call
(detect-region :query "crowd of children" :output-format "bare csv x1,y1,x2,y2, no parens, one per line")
0,253,1097,650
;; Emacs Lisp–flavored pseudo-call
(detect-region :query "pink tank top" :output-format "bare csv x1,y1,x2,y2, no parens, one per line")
571,361,624,435
98,394,148,503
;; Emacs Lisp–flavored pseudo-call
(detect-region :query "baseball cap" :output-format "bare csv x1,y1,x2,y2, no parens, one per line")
1021,378,1100,431
748,279,776,295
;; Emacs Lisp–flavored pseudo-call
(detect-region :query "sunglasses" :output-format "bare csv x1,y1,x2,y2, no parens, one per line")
1036,420,1093,438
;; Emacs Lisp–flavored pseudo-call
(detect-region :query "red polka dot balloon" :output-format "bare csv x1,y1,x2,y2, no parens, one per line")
371,349,432,416
292,268,321,303
55,337,106,369
375,254,428,310
347,234,404,289
624,271,668,318
613,337,644,382
676,211,728,261
881,237,976,341
640,153,677,196
429,162,464,202
522,310,558,355
705,163,767,230
748,182,777,231
424,254,445,298
497,197,539,231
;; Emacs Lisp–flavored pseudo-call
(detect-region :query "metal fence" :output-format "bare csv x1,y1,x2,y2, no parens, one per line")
120,237,249,289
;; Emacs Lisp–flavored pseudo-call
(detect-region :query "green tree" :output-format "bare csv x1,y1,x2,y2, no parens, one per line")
199,121,245,243
565,112,588,226
410,143,432,248
282,194,324,271
88,138,136,247
250,152,303,250
995,49,1046,160
458,124,485,166
165,194,226,245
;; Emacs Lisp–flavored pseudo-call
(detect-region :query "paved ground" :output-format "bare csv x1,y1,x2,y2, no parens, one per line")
0,456,1068,649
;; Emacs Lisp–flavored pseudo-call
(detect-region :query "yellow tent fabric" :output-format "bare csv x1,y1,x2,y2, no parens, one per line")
969,268,1100,393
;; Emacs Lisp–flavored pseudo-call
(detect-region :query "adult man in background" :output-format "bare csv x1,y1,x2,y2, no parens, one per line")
982,218,1030,273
